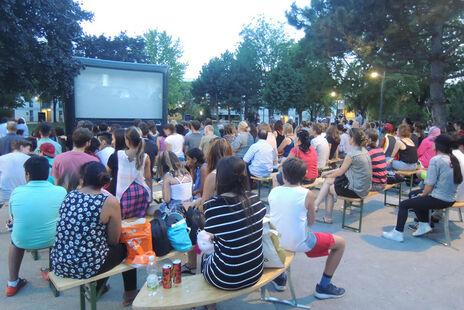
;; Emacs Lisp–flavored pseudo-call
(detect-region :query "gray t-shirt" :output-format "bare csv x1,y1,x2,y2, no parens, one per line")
184,132,202,152
425,154,457,202
345,147,372,197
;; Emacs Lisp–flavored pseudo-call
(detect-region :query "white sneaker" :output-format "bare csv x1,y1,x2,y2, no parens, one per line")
412,222,432,237
382,229,404,242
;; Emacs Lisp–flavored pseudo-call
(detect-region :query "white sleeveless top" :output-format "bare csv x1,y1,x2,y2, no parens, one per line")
170,175,193,201
116,150,151,202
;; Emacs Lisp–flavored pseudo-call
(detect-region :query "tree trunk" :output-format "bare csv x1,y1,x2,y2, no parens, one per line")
429,21,447,130
53,99,57,123
298,110,303,125
228,106,231,121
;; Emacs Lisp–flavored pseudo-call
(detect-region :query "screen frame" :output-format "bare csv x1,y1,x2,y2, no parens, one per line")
65,57,168,134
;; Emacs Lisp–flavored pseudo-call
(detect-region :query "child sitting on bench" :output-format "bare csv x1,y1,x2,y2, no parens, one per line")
269,157,346,300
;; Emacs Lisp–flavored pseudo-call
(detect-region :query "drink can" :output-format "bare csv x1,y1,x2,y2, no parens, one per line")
162,264,172,289
172,259,182,284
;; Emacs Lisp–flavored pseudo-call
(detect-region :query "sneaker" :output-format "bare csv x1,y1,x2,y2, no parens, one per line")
382,229,404,242
271,273,287,292
412,222,432,237
6,278,27,297
315,283,345,299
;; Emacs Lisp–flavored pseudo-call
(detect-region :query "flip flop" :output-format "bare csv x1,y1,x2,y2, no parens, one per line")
40,267,50,280
315,217,333,224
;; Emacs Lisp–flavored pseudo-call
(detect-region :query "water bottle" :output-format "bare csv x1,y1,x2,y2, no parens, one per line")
146,255,158,296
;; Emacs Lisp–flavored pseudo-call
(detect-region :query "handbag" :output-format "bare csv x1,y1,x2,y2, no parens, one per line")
120,218,156,266
386,171,405,184
262,221,286,268
166,213,192,252
150,210,172,256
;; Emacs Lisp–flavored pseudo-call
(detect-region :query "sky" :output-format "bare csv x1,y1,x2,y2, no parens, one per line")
78,0,309,79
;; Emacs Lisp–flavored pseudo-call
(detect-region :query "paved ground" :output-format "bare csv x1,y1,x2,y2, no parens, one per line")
0,188,463,310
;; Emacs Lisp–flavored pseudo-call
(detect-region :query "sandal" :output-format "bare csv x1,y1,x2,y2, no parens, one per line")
181,263,196,275
40,267,50,280
315,217,333,224
122,289,139,307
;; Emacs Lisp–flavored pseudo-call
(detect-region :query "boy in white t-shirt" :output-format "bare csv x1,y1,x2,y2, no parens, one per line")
269,157,346,300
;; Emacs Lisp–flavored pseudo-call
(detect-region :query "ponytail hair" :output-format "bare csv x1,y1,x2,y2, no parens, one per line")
125,126,145,170
434,134,463,185
349,128,368,148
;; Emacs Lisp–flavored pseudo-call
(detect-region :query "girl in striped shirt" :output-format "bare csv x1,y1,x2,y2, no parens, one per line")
366,129,387,192
202,156,266,291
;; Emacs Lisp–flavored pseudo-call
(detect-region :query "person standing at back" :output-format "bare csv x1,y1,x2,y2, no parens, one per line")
96,132,115,167
184,120,203,153
0,122,22,155
35,122,62,156
116,127,152,219
51,128,99,190
16,118,29,138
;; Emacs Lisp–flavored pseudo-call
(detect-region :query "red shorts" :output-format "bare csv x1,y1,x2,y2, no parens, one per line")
305,232,335,258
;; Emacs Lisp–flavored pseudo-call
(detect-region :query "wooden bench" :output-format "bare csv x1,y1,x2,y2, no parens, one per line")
396,169,421,196
251,176,273,199
49,251,182,310
341,184,397,232
427,201,464,247
302,178,324,189
132,250,309,310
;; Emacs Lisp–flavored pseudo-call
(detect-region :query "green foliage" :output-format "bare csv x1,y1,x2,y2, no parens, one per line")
446,82,464,122
144,29,187,112
287,0,464,128
74,32,148,63
0,0,92,111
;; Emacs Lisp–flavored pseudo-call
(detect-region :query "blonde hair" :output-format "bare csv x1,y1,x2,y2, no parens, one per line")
283,123,294,136
125,127,145,170
156,151,190,178
238,121,249,132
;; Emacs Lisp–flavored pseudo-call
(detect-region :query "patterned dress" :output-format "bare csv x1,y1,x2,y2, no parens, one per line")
50,191,109,279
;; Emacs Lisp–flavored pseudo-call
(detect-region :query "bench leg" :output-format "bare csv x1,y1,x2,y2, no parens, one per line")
459,208,463,222
342,200,363,233
49,281,60,297
89,282,97,310
384,184,401,208
444,209,451,247
341,200,348,229
31,250,39,261
260,267,310,309
80,285,86,310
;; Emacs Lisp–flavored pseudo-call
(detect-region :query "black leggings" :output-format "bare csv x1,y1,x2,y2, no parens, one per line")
395,196,454,232
96,243,137,291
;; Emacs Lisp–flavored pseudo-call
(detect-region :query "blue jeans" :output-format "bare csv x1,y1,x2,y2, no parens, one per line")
386,157,417,171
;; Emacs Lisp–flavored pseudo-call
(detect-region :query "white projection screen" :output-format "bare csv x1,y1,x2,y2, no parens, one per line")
67,57,168,133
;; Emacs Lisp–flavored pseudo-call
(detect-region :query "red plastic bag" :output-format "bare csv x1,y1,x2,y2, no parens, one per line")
120,218,156,266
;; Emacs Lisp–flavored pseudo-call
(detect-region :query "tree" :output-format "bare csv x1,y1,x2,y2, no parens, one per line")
287,0,464,129
144,29,187,112
74,33,148,63
0,0,91,114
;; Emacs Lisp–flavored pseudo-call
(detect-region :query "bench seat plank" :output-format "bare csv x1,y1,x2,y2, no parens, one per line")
452,201,464,208
132,251,295,310
49,251,179,292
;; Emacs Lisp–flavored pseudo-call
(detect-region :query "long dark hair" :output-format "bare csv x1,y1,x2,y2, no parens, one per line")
297,129,311,153
113,128,126,151
435,134,463,185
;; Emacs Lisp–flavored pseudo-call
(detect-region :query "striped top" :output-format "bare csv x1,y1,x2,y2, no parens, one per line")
202,192,266,290
367,147,387,187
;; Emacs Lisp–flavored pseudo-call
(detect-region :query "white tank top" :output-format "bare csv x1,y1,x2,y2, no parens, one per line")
170,175,193,201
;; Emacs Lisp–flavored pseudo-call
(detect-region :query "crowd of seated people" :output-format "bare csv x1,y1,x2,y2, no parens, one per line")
2,114,464,308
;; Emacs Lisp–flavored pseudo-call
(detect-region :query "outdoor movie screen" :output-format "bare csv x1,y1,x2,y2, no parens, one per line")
66,57,168,132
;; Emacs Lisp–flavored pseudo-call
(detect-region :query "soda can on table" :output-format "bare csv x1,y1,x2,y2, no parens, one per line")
172,259,182,284
162,264,172,289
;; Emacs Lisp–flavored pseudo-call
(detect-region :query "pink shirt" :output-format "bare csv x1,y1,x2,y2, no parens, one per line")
290,146,318,180
51,151,99,183
417,137,436,168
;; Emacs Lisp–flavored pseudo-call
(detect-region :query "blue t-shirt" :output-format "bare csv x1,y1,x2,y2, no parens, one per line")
425,154,457,202
9,181,67,249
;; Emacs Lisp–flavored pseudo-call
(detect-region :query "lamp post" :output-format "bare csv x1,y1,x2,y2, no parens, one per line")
371,71,386,132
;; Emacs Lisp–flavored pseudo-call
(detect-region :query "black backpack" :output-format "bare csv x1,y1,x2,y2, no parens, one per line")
386,171,405,184
150,210,172,257
182,207,205,244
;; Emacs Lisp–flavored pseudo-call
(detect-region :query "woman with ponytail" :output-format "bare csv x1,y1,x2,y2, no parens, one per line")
315,128,372,224
383,134,462,242
51,162,138,306
115,127,152,219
